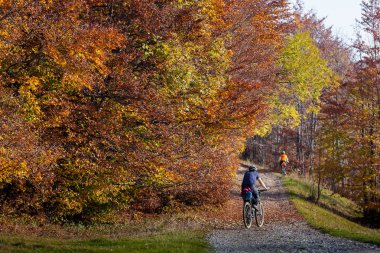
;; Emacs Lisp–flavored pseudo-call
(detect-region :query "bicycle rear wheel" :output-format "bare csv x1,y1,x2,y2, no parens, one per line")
243,201,252,228
255,201,264,227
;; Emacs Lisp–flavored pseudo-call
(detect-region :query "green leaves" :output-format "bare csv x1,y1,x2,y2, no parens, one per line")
265,32,337,130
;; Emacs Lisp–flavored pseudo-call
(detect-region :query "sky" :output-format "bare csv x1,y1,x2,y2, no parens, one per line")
290,0,363,42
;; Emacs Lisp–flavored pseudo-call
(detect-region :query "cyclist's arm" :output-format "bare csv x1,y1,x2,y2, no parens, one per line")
258,178,268,190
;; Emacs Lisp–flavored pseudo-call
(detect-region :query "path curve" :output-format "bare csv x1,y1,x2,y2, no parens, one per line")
208,166,380,253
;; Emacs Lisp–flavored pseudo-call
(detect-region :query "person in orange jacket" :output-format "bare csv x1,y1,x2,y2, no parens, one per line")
278,151,289,175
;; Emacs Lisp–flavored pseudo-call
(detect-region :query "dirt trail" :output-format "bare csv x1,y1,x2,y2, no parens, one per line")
207,166,380,253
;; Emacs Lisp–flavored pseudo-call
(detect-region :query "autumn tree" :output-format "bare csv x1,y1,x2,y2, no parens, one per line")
0,0,283,221
341,0,380,219
226,0,295,165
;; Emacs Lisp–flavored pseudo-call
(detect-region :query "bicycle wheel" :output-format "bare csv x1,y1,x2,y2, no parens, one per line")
243,201,252,228
255,201,264,227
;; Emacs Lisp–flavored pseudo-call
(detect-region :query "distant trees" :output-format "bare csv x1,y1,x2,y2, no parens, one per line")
243,0,380,223
275,31,336,176
344,0,380,219
311,0,380,220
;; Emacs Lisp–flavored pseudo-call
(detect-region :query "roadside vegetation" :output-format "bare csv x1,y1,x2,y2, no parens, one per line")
0,230,212,253
0,205,223,253
282,174,380,245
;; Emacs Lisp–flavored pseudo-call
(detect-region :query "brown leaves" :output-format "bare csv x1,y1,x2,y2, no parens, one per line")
0,0,299,221
226,0,291,83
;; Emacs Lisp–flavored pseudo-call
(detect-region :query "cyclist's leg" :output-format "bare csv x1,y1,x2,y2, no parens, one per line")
280,161,286,174
251,186,259,205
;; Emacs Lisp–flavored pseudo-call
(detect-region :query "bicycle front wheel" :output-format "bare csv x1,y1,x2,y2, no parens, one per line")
243,201,252,228
255,201,264,227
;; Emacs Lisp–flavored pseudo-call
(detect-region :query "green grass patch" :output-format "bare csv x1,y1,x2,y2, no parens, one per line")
0,231,213,253
282,175,380,245
282,175,362,219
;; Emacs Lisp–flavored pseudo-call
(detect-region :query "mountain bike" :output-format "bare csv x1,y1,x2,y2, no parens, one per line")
242,189,267,228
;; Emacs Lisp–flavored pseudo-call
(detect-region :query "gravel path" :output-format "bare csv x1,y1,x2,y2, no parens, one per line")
207,166,380,253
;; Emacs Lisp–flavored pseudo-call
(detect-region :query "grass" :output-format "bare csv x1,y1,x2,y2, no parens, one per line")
0,231,213,253
282,175,380,245
282,175,362,219
0,202,222,253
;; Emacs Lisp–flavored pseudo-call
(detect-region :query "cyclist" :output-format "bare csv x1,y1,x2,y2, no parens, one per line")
241,165,269,208
278,150,289,175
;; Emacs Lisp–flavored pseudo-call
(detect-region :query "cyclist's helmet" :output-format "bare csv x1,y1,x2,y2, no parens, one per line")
248,165,257,171
281,150,286,154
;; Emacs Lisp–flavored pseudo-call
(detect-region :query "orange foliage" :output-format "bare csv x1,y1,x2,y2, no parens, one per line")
0,0,295,222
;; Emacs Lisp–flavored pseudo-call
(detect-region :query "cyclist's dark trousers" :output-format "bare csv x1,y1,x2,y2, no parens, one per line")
250,186,259,205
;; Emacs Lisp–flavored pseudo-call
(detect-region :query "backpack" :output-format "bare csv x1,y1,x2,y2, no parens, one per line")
241,188,252,201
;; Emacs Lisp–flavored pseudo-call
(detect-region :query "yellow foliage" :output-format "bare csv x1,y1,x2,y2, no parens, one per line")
26,77,41,91
0,158,30,183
